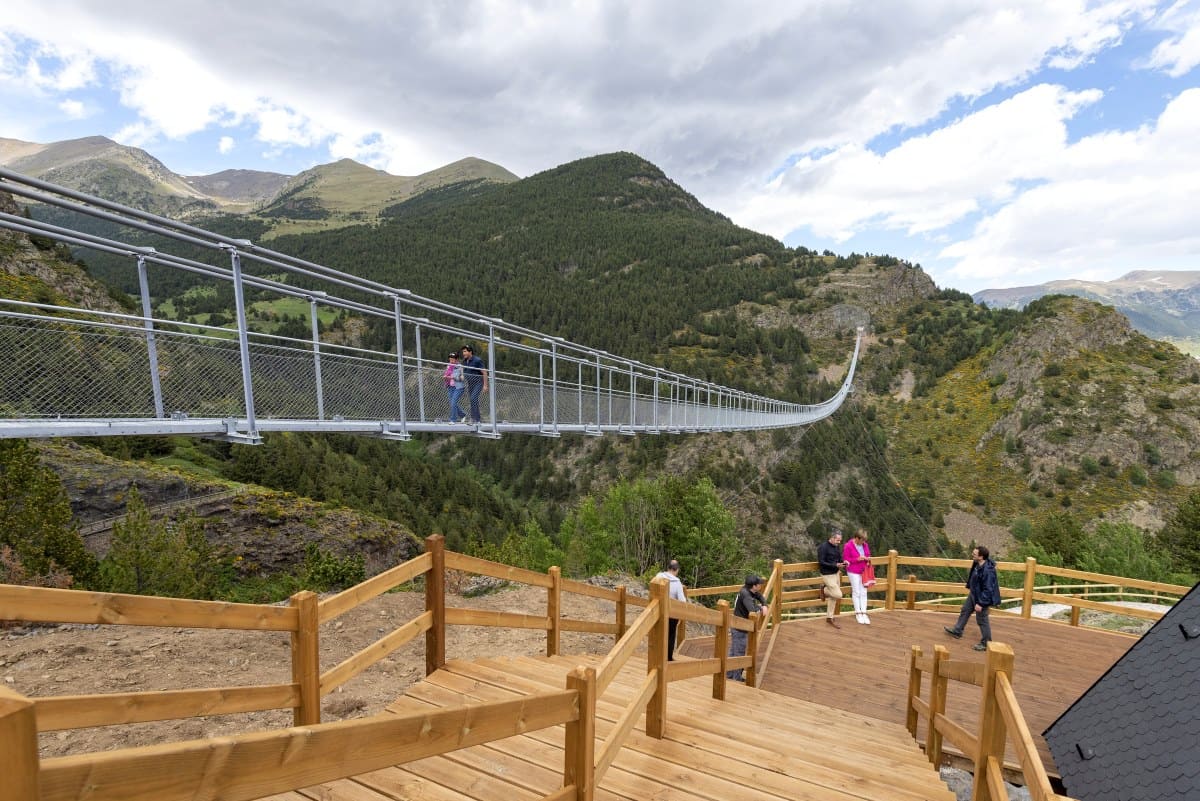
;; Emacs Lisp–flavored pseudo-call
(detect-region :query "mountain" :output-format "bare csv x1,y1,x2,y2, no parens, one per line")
1,135,518,234
2,149,1198,595
182,168,290,210
974,270,1200,355
0,135,215,216
256,156,518,236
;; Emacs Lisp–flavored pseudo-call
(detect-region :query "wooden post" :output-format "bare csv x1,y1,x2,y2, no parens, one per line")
713,600,731,701
905,646,923,737
645,578,668,739
906,574,918,610
615,585,627,643
1021,557,1036,619
424,534,446,675
745,611,763,688
289,590,320,726
0,686,39,801
1069,604,1081,627
563,666,596,801
972,643,1014,801
547,566,562,657
927,645,949,766
770,558,784,627
886,550,899,611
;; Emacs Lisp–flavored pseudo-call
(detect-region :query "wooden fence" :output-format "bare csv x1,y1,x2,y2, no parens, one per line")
906,642,1077,801
697,551,1190,634
0,535,760,801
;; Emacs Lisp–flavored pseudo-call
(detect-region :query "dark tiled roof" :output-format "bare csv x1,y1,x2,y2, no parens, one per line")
1043,582,1200,801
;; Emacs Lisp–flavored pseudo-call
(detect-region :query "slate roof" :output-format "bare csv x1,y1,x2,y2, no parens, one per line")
1043,582,1200,801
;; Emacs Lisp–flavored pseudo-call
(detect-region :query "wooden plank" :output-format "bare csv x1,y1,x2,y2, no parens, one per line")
560,618,618,635
895,556,971,569
939,660,985,687
445,607,552,630
910,695,930,718
444,551,554,588
934,713,979,762
594,671,657,784
317,552,432,623
986,756,1008,801
0,585,297,630
664,598,724,626
34,684,298,731
1029,592,1166,620
290,591,320,726
683,583,740,598
1033,565,1190,595
559,577,620,603
665,658,721,682
320,612,434,694
38,690,578,801
0,685,38,801
995,673,1056,801
594,600,659,695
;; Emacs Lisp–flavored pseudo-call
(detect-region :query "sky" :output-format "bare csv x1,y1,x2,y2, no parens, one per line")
2,1,1199,295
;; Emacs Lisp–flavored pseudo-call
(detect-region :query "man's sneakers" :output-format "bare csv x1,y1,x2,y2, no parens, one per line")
943,626,963,639
973,642,988,652
825,617,840,629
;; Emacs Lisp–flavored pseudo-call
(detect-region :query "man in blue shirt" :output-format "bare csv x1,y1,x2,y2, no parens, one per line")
460,344,488,425
943,545,1001,651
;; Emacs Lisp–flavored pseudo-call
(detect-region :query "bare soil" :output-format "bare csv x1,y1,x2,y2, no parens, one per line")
1,581,632,759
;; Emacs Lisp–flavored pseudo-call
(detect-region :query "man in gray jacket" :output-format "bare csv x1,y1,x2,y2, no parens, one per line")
653,559,688,661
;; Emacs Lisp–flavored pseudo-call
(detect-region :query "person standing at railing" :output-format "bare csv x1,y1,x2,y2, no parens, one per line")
460,344,488,425
653,559,689,661
444,352,466,422
943,545,1001,651
843,528,873,624
817,527,848,629
727,574,766,681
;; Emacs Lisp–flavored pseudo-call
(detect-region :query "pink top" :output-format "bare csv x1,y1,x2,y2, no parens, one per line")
843,540,871,574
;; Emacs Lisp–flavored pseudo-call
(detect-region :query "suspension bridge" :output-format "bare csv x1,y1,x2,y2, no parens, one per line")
0,167,859,443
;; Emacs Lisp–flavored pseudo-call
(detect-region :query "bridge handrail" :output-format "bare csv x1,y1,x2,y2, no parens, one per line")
906,642,1078,801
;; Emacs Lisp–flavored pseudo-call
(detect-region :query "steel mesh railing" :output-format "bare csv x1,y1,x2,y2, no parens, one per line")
0,166,862,442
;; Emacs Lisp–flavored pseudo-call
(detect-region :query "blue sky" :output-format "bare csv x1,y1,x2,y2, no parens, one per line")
2,1,1199,294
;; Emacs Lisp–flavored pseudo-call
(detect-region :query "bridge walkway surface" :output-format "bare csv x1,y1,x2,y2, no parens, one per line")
680,609,1135,778
259,653,955,801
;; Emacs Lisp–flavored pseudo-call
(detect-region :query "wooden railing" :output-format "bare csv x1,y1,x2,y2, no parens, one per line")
703,552,1189,634
0,535,759,801
906,641,1079,801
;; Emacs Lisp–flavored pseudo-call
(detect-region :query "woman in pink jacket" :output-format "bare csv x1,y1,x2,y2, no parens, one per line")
843,528,872,624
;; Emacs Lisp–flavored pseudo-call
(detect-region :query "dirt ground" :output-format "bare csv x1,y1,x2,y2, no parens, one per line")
1,580,638,759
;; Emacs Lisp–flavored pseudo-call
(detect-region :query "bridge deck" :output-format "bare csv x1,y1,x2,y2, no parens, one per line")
681,609,1135,776
261,653,953,801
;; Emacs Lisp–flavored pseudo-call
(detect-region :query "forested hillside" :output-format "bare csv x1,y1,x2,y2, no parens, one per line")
4,149,1199,599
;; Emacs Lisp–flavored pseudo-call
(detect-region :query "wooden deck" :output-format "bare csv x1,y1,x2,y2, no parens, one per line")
262,653,954,801
680,608,1135,776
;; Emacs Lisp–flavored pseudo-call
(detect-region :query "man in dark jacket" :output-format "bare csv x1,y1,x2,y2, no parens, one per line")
816,527,847,629
726,574,766,681
943,545,1001,651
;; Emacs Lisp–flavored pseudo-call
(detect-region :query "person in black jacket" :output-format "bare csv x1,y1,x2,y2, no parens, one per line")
816,527,847,629
943,545,1001,651
726,574,766,681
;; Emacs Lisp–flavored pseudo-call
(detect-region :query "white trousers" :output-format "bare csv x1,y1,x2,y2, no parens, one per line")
848,572,868,614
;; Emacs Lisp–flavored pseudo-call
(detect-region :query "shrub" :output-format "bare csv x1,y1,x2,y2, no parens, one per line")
1130,466,1149,486
1043,363,1063,377
1080,456,1100,476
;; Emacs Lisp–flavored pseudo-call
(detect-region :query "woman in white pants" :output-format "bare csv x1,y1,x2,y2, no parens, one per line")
842,528,873,624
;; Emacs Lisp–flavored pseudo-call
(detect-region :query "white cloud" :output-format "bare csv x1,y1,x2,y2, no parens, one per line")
939,88,1200,287
1143,0,1200,76
217,135,234,154
57,97,85,118
735,85,1103,242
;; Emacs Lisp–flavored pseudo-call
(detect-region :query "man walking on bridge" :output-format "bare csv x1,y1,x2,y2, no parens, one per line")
460,344,488,425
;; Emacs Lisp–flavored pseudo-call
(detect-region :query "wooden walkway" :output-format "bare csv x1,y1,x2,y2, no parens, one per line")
680,609,1135,776
262,653,954,801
